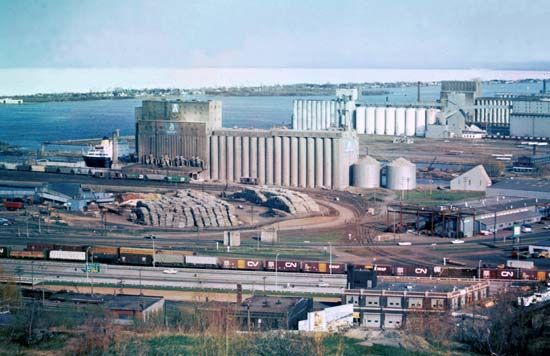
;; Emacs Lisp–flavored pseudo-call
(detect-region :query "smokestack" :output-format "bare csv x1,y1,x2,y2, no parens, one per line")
417,81,421,102
112,130,119,167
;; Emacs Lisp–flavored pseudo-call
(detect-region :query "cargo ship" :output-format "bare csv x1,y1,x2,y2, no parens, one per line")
83,137,113,168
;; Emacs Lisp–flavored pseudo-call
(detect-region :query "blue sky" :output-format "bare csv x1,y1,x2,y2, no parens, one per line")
1,0,549,69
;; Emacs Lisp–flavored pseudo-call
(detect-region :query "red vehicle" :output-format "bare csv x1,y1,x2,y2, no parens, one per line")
3,198,24,210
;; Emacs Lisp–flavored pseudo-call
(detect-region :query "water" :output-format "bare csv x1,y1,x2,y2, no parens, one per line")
0,82,543,150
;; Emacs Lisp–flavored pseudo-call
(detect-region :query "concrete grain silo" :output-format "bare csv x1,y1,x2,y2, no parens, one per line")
427,108,438,125
375,107,386,135
351,156,380,188
405,108,416,136
415,108,426,137
366,107,376,134
385,107,396,136
386,157,416,190
355,106,366,134
395,107,406,136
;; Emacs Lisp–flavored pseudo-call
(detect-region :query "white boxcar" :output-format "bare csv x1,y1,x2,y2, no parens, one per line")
49,250,86,261
185,255,218,266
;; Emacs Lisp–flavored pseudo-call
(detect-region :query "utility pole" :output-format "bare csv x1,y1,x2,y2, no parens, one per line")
275,253,280,292
329,242,333,275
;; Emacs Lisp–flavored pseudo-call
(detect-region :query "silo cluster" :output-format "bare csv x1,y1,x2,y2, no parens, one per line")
385,157,417,190
354,106,440,137
351,156,381,188
209,129,358,190
292,99,354,130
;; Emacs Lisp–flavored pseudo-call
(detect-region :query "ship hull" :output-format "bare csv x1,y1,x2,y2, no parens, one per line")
83,156,112,168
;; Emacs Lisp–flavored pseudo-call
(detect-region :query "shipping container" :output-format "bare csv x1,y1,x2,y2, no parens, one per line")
506,260,534,269
0,246,9,258
185,255,219,266
155,253,185,266
120,254,153,266
166,175,190,183
49,250,86,261
4,199,24,210
54,244,84,252
239,259,264,270
410,266,432,277
373,265,393,276
265,260,301,272
327,263,347,274
10,250,45,259
27,243,55,251
59,167,74,174
125,173,144,180
353,264,373,270
119,247,154,256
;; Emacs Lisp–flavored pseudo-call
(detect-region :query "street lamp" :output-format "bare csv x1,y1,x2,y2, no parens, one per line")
275,253,280,292
145,235,157,267
478,259,482,279
328,242,333,275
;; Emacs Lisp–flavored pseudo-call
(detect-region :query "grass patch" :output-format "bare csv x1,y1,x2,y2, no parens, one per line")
402,190,484,206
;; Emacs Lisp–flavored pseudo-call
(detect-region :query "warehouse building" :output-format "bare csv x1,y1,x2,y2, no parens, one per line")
135,99,222,166
509,99,550,138
487,179,550,200
450,165,491,192
209,129,358,190
343,278,489,329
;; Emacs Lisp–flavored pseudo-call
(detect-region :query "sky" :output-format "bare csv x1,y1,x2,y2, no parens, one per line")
1,0,550,70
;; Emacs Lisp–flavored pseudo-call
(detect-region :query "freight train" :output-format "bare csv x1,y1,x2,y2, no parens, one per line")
0,163,192,183
2,243,550,281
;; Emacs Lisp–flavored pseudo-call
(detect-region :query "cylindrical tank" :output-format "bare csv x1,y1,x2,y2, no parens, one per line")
385,107,396,136
298,137,307,187
366,107,376,134
427,108,437,125
323,138,332,188
257,136,265,184
226,136,234,181
234,136,242,180
405,108,416,136
282,136,290,186
265,137,274,185
375,107,386,135
395,107,406,136
218,135,226,181
274,136,282,185
330,101,336,127
242,136,250,177
351,156,380,188
292,101,298,130
315,137,324,187
415,108,426,137
355,106,366,134
386,157,417,190
249,136,257,178
210,136,218,180
290,137,299,186
306,137,315,188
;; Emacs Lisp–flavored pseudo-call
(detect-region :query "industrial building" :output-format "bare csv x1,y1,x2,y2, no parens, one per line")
0,98,23,104
355,106,439,137
487,179,550,200
343,278,489,329
440,80,481,118
292,98,354,130
450,165,491,192
135,99,222,166
474,97,513,125
209,129,359,190
387,196,546,238
509,99,550,138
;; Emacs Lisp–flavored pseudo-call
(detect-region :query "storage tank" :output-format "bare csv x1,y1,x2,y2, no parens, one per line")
415,108,427,137
355,106,366,134
385,107,396,136
427,108,437,125
405,108,416,136
375,107,386,135
351,156,380,188
366,107,376,134
386,157,417,190
395,107,406,135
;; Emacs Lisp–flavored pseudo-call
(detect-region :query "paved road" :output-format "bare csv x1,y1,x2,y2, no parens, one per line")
0,258,347,295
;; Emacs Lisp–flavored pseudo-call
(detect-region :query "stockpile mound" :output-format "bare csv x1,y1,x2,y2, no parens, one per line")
129,189,237,228
231,187,320,215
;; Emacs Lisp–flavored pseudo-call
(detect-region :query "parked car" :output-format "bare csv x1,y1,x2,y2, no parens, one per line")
163,268,178,274
521,225,532,233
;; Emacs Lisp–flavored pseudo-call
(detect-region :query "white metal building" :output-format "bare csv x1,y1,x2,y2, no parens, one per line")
450,165,491,192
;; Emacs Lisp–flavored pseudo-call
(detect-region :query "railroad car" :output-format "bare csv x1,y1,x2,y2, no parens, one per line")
265,260,301,272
